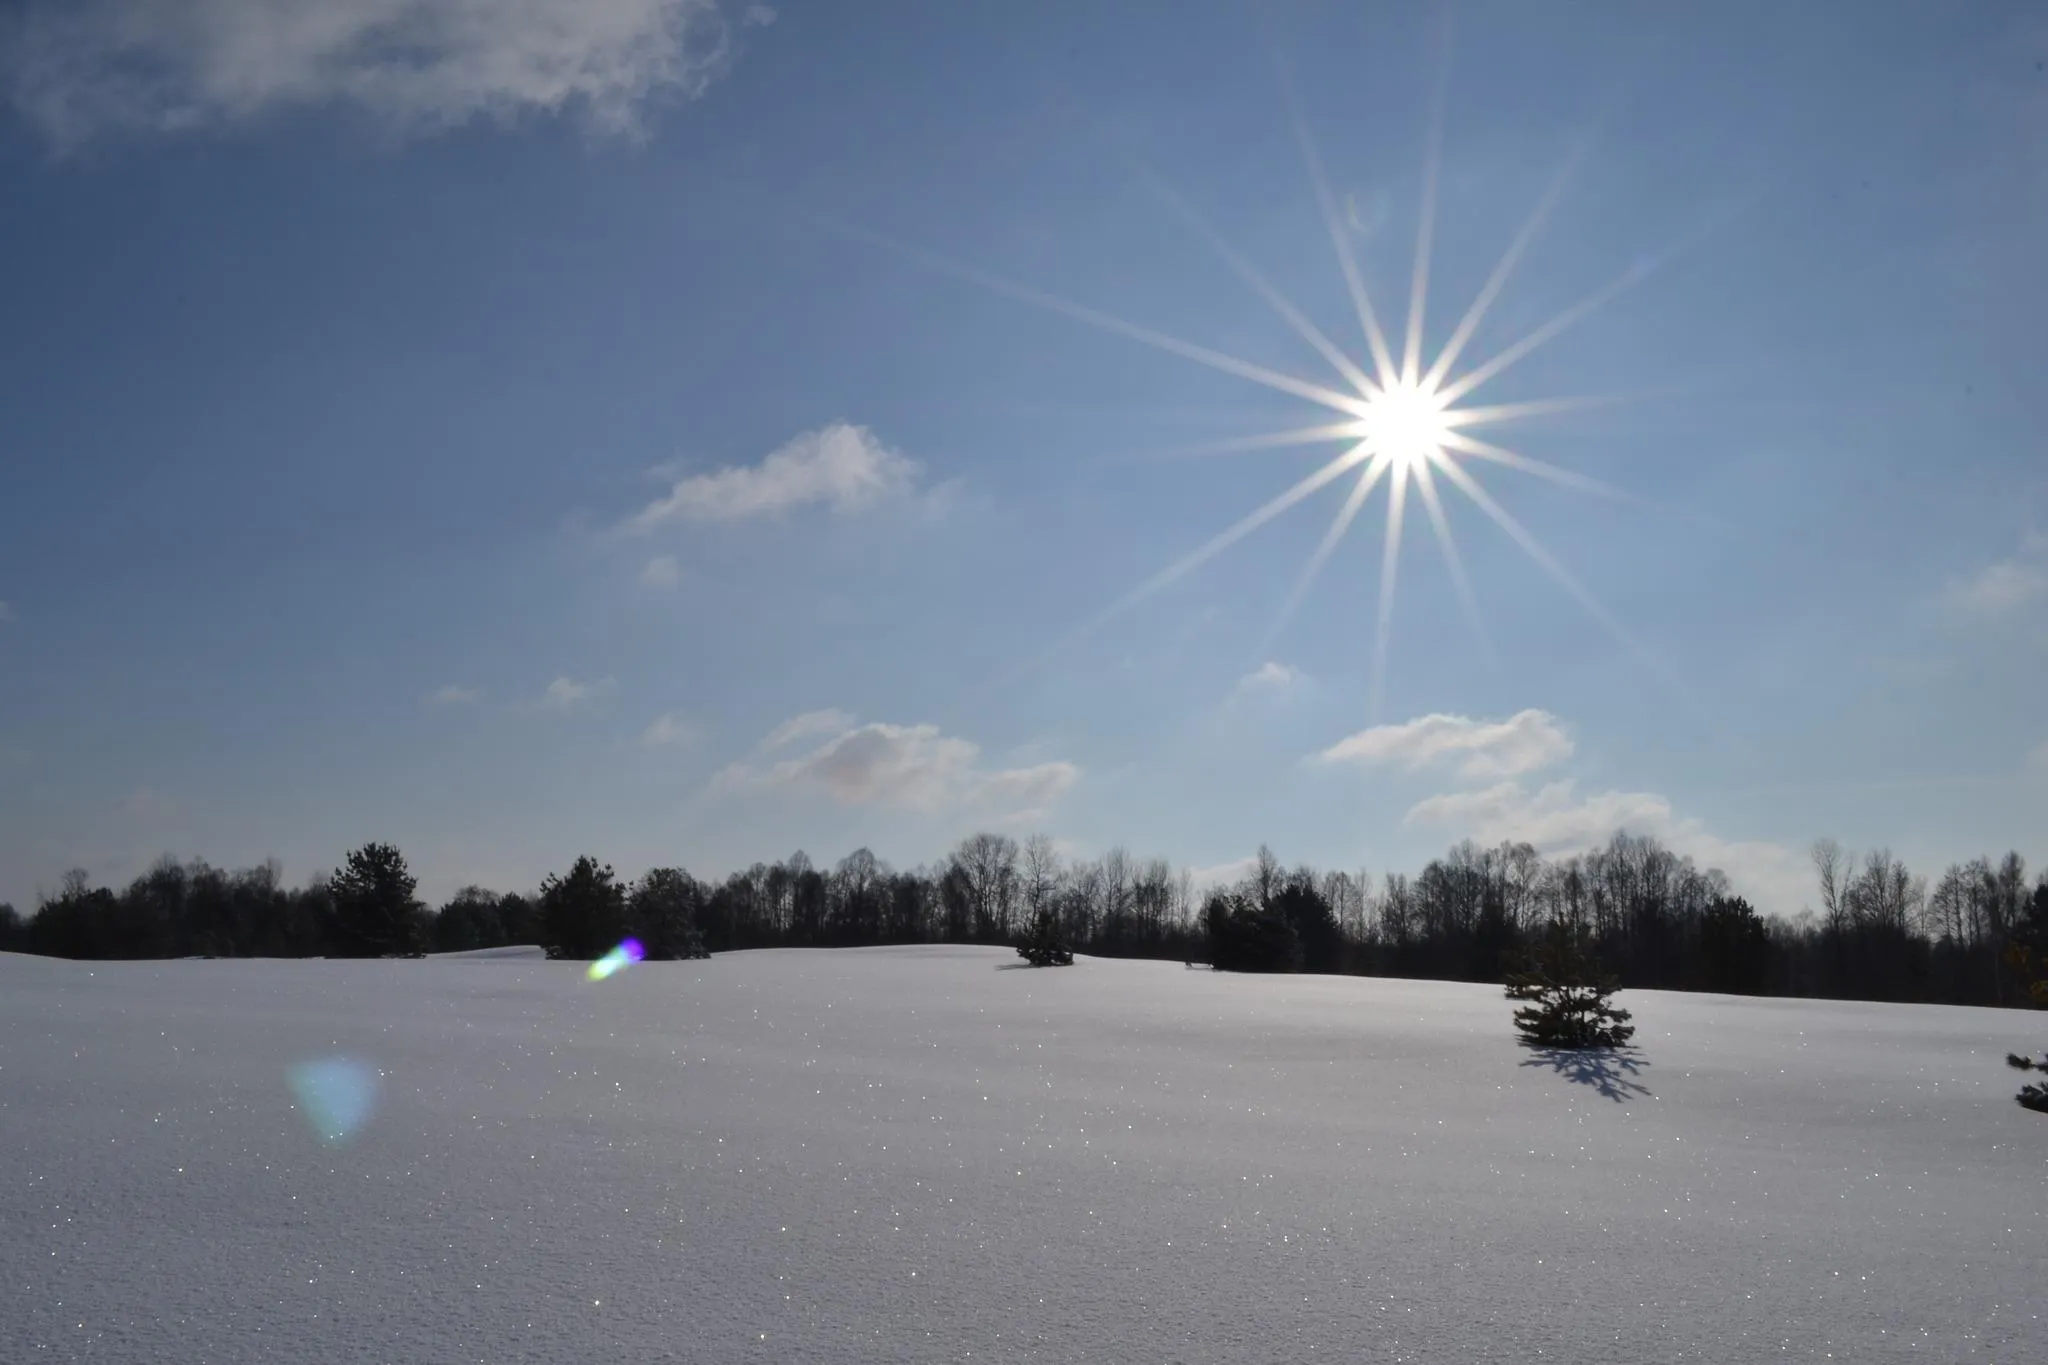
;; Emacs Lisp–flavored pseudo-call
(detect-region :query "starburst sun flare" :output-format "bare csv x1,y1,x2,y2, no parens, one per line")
867,45,1670,717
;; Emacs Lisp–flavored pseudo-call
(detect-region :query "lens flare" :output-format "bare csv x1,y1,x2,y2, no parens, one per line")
287,1057,378,1146
586,938,645,982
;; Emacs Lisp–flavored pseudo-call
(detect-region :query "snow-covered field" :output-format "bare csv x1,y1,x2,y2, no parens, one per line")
2,946,2040,1363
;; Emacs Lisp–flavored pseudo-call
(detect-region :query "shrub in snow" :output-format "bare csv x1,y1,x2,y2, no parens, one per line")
1505,920,1635,1049
2007,1053,2048,1113
1016,907,1073,967
2003,939,2048,1112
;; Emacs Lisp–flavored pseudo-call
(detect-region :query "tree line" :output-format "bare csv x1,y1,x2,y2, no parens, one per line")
3,830,2044,1008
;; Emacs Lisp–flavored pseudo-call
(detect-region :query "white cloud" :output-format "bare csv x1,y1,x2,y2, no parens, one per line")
1188,855,1258,890
623,423,924,531
1237,661,1302,692
720,714,1079,819
1,0,746,150
542,675,612,708
760,707,854,750
639,554,682,590
1317,709,1573,780
1403,778,1809,914
429,683,481,704
1946,532,2048,617
1406,779,1669,849
640,712,695,748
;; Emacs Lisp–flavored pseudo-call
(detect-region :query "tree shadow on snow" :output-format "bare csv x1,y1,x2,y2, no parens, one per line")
1518,1044,1653,1103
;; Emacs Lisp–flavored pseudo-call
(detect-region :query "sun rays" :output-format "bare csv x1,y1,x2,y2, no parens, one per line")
857,34,1681,718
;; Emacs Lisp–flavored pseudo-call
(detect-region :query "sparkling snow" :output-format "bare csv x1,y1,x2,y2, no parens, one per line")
2,946,2039,1362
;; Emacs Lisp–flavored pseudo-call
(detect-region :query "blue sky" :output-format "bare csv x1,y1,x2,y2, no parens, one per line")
1,0,2043,914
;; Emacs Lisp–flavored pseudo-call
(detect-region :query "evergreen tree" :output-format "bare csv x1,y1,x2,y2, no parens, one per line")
539,856,628,960
327,843,427,957
1015,905,1073,967
1505,918,1635,1048
1698,895,1774,995
628,867,703,960
1205,891,1302,973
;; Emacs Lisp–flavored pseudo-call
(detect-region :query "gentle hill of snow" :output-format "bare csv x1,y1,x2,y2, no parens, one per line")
2,946,2039,1361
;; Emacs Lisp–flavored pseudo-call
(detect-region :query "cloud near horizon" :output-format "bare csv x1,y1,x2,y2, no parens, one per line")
1,0,752,150
1317,709,1573,780
1404,778,1810,914
624,423,926,532
719,713,1079,820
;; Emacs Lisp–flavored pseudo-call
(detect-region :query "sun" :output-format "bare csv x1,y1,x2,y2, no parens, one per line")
1354,377,1455,474
861,35,1666,717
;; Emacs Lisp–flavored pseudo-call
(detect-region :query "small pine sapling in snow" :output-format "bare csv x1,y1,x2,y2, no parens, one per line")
1016,906,1074,968
2001,942,2048,1113
1504,919,1635,1049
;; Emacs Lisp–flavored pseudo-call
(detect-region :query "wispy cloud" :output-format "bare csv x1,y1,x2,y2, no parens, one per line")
1316,709,1573,780
1404,778,1808,913
429,683,481,704
623,423,926,531
639,554,682,590
640,712,695,747
1189,855,1258,890
760,707,855,750
1237,661,1302,692
1946,531,2048,617
1,0,751,151
720,713,1078,820
542,675,613,709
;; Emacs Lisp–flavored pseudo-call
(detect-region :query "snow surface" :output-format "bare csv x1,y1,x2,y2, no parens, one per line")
2,946,2041,1363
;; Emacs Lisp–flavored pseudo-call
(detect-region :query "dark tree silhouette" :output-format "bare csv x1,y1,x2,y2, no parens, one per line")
1698,896,1774,995
540,856,628,960
1016,905,1074,967
433,886,505,953
1505,919,1636,1048
328,843,427,957
629,867,703,960
9,827,2044,1018
1206,891,1302,973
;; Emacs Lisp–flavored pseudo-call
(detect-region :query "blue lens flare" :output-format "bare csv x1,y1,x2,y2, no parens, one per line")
287,1057,378,1145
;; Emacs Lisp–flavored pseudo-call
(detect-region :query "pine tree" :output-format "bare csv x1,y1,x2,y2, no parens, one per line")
327,843,427,958
1504,919,1635,1048
1015,905,1073,967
